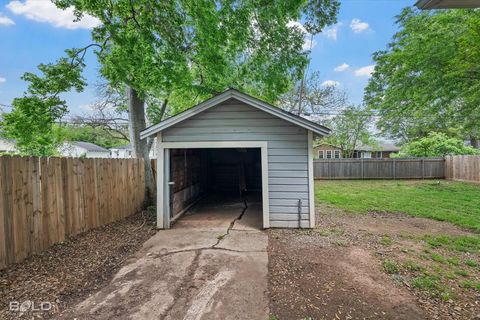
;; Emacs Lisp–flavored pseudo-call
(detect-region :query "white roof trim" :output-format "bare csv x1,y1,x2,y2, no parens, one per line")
140,89,330,139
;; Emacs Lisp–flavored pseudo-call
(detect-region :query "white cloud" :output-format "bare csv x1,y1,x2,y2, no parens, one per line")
0,13,15,26
287,20,307,34
0,77,6,84
302,37,316,51
287,20,316,51
323,22,342,40
354,65,375,77
334,63,349,72
7,0,100,30
322,80,340,87
350,18,370,33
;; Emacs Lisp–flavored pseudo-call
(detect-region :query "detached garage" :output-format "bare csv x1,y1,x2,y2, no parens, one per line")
140,89,330,229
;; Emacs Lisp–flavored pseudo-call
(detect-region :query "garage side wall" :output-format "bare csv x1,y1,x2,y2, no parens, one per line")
162,99,311,228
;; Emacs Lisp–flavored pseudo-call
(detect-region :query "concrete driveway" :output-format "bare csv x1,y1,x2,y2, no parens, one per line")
65,197,269,320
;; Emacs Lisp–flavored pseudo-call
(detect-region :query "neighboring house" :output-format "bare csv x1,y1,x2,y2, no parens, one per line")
110,141,157,159
140,89,330,229
314,144,342,159
110,145,134,158
0,138,16,153
353,142,400,159
314,142,400,159
59,141,110,158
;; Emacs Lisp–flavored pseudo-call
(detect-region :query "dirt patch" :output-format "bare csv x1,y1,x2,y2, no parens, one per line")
0,211,157,320
268,204,480,320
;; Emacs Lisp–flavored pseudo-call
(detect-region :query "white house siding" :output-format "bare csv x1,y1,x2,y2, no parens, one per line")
60,145,110,158
162,99,311,228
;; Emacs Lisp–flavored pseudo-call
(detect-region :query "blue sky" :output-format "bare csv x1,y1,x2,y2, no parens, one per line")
0,0,413,116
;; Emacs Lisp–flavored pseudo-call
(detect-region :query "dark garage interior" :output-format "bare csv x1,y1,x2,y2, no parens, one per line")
168,148,263,226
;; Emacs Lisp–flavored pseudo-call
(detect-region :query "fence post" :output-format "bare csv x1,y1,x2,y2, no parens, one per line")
361,159,364,179
421,158,425,180
392,159,396,179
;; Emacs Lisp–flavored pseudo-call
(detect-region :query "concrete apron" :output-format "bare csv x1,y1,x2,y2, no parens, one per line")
71,197,269,320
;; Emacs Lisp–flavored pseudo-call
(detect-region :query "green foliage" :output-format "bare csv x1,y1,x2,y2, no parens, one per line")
380,235,393,246
62,125,127,149
393,132,479,157
423,235,480,253
464,259,478,268
430,253,446,264
55,0,340,111
365,8,480,144
315,180,480,231
403,260,423,272
383,260,399,274
321,106,375,157
1,56,86,156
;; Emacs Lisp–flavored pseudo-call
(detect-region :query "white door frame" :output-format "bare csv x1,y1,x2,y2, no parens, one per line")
156,139,270,229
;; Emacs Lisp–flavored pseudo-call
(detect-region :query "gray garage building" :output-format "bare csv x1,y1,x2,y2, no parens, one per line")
140,89,330,229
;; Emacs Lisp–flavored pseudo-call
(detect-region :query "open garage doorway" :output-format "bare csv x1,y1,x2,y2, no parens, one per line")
162,144,269,230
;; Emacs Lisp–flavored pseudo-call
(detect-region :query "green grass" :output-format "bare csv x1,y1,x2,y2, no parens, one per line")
383,260,399,274
465,259,478,268
315,180,480,231
423,235,480,253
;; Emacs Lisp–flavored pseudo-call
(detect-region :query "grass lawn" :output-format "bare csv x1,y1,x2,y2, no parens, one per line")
315,180,480,232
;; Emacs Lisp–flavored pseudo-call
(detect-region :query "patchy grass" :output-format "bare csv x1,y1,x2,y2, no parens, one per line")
383,260,399,274
315,180,480,231
380,235,393,246
465,259,478,268
423,235,480,253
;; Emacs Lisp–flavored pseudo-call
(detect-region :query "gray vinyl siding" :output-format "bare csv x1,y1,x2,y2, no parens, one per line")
162,98,311,228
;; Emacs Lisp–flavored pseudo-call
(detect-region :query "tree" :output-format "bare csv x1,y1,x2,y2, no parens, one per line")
279,71,347,115
321,106,374,158
393,132,479,157
1,54,86,156
365,8,480,146
51,0,340,204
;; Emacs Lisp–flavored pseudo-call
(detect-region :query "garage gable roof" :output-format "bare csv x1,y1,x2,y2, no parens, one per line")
140,89,331,139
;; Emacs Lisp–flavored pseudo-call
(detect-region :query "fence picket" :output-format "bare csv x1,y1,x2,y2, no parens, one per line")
0,156,145,269
314,158,445,180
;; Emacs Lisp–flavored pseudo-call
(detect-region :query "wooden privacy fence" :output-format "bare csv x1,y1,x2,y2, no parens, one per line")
445,155,480,183
314,158,445,180
0,156,145,269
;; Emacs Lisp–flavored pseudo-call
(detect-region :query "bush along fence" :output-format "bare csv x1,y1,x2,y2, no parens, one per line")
314,158,445,180
445,155,480,184
0,156,145,269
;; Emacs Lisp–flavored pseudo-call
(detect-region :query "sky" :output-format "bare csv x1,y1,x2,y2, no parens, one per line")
0,0,413,117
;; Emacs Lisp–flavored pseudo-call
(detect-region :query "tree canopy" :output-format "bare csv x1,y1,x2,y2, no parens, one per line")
0,55,86,156
365,7,480,146
321,106,375,158
2,0,340,158
55,0,340,110
393,132,479,157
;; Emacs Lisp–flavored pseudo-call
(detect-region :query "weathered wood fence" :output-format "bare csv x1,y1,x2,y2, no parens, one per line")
314,158,445,180
0,156,145,269
445,155,480,183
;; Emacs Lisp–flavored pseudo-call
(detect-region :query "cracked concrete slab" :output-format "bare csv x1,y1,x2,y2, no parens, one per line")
59,197,268,320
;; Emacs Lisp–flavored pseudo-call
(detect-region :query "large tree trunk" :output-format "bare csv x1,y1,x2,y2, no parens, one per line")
126,86,155,206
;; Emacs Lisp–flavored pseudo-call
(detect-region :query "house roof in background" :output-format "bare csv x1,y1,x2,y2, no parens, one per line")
357,142,401,152
68,141,109,152
110,144,132,150
416,0,480,9
140,89,331,139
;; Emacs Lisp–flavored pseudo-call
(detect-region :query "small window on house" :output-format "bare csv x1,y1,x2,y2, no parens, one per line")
334,150,340,159
326,150,332,159
318,150,324,159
